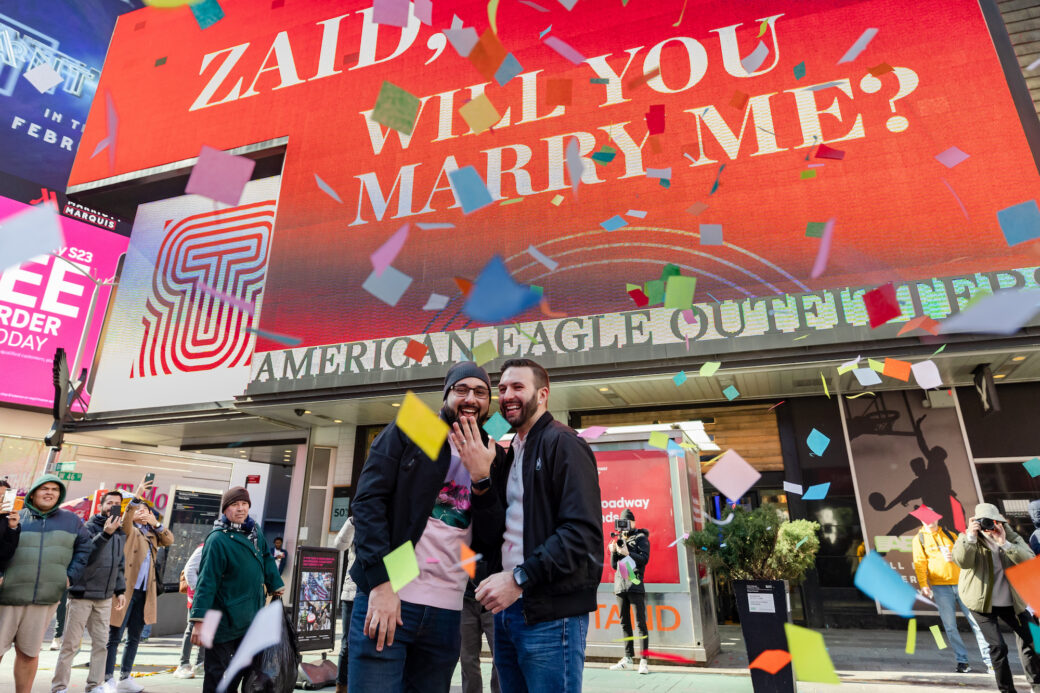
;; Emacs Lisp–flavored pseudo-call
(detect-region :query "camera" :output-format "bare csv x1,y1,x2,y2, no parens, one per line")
979,517,996,532
614,518,632,533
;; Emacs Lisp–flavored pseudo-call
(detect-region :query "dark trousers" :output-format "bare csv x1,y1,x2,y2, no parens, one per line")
338,600,353,686
971,606,1040,693
203,635,261,693
181,615,205,667
617,591,648,659
460,594,500,693
106,588,146,680
54,589,69,638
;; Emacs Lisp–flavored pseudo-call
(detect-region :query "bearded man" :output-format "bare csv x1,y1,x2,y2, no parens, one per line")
348,362,508,693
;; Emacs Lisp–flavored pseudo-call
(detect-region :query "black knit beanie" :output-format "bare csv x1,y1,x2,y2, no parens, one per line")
443,361,491,400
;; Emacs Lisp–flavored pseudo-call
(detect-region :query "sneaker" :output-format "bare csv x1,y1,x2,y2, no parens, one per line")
49,637,62,650
116,677,144,692
173,664,195,679
638,658,649,675
610,656,632,671
956,662,973,673
100,679,118,693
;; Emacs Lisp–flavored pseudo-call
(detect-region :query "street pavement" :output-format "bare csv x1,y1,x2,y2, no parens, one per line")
3,624,1024,692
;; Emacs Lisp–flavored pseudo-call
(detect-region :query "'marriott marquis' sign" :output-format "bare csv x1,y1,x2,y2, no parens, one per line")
247,266,1040,394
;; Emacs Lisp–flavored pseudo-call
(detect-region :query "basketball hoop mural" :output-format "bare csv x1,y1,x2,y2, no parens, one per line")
843,390,981,613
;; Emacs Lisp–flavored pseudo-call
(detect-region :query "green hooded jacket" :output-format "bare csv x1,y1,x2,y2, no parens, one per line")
952,525,1034,613
0,475,92,606
189,515,283,643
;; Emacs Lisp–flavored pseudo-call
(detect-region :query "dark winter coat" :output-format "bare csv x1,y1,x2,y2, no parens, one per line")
0,475,92,606
0,521,19,572
69,513,126,600
350,416,507,595
190,515,283,644
611,527,650,595
475,412,603,625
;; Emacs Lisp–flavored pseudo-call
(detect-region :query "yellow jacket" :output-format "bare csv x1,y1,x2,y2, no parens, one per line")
913,526,960,588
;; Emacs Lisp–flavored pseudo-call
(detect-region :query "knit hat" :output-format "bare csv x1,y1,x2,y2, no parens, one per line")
443,361,491,400
221,486,251,513
621,509,636,522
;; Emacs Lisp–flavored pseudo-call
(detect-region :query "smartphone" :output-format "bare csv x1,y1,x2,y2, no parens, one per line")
1,488,15,512
108,504,122,518
143,472,155,486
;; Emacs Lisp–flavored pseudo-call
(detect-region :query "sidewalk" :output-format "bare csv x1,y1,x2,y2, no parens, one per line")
4,625,1025,692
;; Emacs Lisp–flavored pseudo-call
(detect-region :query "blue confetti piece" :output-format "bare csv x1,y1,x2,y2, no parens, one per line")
673,370,687,386
448,166,494,214
483,411,512,440
463,256,542,323
1024,457,1040,478
600,215,627,231
190,0,225,30
854,551,917,617
801,482,830,500
723,385,739,401
998,200,1040,246
807,428,830,456
494,53,523,86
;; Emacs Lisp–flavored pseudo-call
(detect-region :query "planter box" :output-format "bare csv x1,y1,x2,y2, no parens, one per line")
733,579,795,693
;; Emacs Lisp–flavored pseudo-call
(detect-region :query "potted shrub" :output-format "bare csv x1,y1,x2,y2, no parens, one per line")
687,504,821,693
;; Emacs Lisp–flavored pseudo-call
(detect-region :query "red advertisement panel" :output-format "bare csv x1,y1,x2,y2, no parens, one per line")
597,449,679,584
70,1,1040,351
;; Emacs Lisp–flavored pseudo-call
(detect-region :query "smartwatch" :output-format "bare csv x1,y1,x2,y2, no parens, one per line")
472,476,492,493
512,566,529,588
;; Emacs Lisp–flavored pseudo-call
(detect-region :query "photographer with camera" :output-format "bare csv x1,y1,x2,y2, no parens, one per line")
608,509,651,675
953,503,1040,693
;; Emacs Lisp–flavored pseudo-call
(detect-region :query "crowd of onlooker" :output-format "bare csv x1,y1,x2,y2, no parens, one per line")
0,474,282,693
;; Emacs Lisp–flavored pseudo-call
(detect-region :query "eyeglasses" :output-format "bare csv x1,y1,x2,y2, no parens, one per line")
451,384,490,399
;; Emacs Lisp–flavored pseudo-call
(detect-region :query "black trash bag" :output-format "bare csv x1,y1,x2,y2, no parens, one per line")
242,606,301,693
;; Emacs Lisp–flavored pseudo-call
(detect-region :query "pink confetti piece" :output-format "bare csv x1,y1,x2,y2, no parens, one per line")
519,0,550,9
425,557,440,563
935,146,969,168
579,425,607,440
544,35,585,64
810,218,835,279
941,178,969,219
194,278,254,315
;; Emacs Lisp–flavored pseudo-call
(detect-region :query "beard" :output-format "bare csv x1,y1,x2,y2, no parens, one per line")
441,399,489,427
501,392,538,428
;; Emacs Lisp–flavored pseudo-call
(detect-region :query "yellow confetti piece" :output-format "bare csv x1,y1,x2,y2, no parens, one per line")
846,392,876,399
821,373,830,398
499,197,523,206
550,194,564,206
906,618,916,654
929,624,947,650
868,358,885,372
793,334,809,341
396,392,449,461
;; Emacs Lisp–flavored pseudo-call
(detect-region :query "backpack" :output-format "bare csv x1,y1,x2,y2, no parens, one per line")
918,527,958,549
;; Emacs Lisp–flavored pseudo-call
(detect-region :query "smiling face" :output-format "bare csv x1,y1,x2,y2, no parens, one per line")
225,499,250,524
32,481,61,512
442,376,491,426
498,366,548,436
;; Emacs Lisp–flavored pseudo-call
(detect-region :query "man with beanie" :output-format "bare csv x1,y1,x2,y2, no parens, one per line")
954,503,1040,693
609,508,651,675
191,486,284,693
51,490,128,693
0,475,92,693
348,362,507,692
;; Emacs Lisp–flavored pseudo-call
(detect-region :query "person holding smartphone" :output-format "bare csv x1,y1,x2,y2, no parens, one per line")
51,490,127,693
953,503,1040,693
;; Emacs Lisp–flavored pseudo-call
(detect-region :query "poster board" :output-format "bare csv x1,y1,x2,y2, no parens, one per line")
292,546,339,652
162,486,223,591
329,486,350,533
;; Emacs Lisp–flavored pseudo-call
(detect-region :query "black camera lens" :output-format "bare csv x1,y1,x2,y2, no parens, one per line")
979,517,996,531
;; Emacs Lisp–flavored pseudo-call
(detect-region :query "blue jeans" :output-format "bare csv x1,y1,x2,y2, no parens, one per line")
347,592,461,693
493,599,589,693
933,584,991,667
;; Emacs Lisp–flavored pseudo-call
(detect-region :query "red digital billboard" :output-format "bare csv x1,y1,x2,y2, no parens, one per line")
70,0,1040,354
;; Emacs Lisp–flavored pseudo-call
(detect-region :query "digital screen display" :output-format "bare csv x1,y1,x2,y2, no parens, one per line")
0,0,143,189
0,195,127,409
70,0,1040,355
